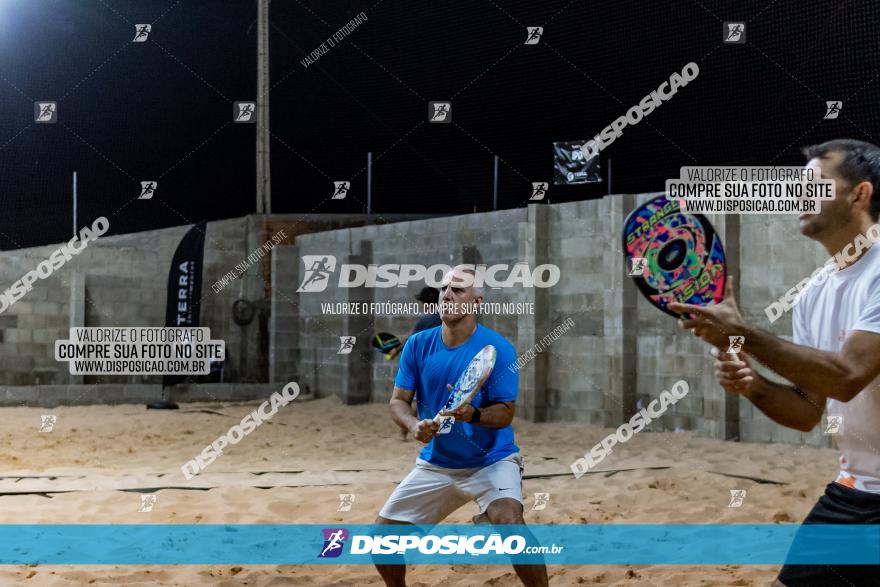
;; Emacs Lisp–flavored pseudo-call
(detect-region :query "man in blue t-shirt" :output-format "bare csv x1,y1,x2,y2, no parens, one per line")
373,268,548,587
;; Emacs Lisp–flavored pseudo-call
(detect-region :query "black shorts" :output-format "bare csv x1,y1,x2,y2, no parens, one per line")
778,482,880,586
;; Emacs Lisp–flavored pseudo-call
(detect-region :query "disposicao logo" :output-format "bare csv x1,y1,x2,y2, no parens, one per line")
296,257,560,292
318,528,349,558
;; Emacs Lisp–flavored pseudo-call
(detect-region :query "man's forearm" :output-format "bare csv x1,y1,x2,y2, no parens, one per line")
740,323,859,401
744,375,823,432
472,403,514,428
390,398,419,430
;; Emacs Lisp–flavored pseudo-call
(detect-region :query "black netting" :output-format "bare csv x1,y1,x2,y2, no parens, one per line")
1,0,877,247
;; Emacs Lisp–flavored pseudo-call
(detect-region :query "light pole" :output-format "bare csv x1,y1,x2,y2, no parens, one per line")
256,0,271,214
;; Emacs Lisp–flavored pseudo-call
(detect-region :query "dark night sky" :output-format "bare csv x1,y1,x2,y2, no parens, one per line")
1,0,878,249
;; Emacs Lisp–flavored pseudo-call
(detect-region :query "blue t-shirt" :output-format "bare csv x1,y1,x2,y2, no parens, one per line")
394,323,519,468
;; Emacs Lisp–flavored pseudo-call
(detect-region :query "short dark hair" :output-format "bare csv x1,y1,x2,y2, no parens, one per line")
415,286,439,304
802,139,880,221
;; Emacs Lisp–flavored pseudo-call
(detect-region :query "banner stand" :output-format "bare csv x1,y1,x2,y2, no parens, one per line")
146,221,208,410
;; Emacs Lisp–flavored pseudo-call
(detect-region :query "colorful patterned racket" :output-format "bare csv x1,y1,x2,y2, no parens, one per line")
434,345,497,435
622,194,727,318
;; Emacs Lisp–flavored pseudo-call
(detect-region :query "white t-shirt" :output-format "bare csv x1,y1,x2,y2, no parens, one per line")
792,241,880,492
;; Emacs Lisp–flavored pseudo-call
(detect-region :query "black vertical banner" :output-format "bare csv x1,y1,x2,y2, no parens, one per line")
553,140,602,185
162,221,207,387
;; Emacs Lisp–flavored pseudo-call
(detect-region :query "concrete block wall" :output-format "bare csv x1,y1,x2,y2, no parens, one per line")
283,199,835,447
294,228,355,403
270,245,300,386
739,215,831,447
542,198,626,427
0,213,421,390
0,203,837,445
0,247,76,385
0,218,259,386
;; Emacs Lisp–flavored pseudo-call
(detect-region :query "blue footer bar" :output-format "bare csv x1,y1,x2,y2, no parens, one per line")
0,524,876,565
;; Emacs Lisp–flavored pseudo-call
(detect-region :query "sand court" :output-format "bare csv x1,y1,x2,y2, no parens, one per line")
0,396,837,585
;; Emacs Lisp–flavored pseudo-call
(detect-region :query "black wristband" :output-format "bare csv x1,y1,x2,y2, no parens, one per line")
470,407,481,423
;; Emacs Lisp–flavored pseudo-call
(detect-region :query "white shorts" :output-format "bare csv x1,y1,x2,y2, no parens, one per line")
379,453,524,525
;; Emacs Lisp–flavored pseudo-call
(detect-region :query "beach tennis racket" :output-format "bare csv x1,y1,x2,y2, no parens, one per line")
372,332,401,360
434,345,497,435
622,194,727,318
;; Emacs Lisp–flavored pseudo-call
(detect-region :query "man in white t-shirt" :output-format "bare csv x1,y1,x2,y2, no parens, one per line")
670,139,880,586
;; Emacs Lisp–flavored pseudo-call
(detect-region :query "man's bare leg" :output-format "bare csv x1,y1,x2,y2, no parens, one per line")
472,512,490,524
373,516,412,587
485,498,549,587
